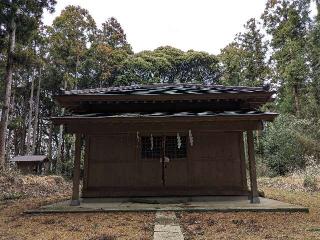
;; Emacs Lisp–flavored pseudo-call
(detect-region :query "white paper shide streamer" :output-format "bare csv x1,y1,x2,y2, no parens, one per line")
177,133,181,149
189,129,194,146
150,134,153,150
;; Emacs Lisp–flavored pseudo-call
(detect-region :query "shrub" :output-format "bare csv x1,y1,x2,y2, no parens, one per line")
256,156,273,177
0,192,24,201
261,114,305,175
260,114,320,176
303,175,317,191
302,158,320,191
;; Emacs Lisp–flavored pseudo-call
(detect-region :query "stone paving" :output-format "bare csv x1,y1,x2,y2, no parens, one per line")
25,196,309,213
153,212,184,240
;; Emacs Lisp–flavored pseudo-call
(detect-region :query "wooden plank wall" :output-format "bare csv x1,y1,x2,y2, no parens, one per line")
82,123,249,197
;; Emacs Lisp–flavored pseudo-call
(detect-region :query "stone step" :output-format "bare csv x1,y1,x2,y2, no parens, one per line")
153,212,184,240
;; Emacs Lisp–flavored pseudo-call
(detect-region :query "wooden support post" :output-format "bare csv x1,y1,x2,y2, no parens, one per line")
70,134,82,206
246,131,260,204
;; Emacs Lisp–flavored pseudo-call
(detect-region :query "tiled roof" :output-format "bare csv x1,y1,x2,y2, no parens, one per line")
56,110,277,118
61,84,272,96
10,155,48,162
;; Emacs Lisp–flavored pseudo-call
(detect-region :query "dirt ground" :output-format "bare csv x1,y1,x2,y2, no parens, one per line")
0,195,154,240
178,181,320,240
0,174,319,240
0,173,154,240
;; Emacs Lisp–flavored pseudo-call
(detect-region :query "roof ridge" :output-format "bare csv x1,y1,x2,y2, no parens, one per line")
61,84,269,95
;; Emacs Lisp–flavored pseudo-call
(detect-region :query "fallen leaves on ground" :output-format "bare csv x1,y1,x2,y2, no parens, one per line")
0,170,72,201
0,173,319,239
178,177,320,240
0,172,154,240
259,174,320,192
0,196,154,240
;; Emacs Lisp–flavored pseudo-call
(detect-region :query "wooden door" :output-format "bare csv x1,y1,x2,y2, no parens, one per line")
163,135,188,187
138,135,163,187
139,134,188,188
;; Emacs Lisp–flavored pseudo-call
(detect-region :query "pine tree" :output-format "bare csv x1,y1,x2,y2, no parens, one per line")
100,17,132,53
308,1,320,116
262,0,311,116
0,0,56,168
236,18,268,87
219,18,268,87
47,5,96,173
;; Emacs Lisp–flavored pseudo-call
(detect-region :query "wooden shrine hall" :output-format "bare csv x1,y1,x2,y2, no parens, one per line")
52,84,277,206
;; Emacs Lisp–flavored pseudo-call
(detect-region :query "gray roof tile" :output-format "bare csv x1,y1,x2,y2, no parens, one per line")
61,84,272,96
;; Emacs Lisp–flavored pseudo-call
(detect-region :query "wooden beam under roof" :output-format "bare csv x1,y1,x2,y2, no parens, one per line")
55,92,274,109
51,112,278,126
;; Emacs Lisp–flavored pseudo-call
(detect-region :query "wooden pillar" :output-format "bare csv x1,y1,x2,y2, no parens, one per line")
246,131,260,204
70,133,82,206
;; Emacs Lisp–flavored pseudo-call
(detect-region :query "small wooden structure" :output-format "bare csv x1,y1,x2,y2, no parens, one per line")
10,155,48,175
52,84,277,205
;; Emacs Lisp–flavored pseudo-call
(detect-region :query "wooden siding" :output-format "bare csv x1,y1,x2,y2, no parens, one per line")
82,123,248,197
87,134,138,188
189,132,244,189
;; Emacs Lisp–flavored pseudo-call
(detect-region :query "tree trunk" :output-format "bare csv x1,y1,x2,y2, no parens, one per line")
293,84,301,117
6,129,12,160
48,123,53,171
36,117,43,154
20,127,27,155
26,71,35,154
56,79,67,174
56,113,65,174
32,69,41,154
53,132,59,172
6,89,15,160
13,129,19,156
0,14,16,169
75,53,79,89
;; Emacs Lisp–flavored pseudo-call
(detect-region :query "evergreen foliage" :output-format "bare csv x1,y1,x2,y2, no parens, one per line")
0,1,320,175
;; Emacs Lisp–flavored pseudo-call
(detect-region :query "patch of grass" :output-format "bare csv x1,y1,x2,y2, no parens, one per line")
42,218,56,225
68,224,81,232
303,174,318,191
88,234,117,240
92,223,99,230
207,219,216,226
307,227,320,232
0,192,24,201
141,222,153,232
232,219,245,225
186,216,198,225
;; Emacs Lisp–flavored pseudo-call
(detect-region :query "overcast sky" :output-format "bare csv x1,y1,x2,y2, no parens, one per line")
43,0,268,54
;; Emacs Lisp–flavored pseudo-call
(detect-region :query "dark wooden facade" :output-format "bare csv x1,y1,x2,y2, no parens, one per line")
52,84,277,205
